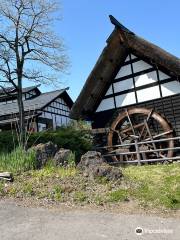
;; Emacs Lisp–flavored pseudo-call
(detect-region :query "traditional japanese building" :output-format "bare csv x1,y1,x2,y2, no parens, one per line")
0,85,73,132
71,16,180,135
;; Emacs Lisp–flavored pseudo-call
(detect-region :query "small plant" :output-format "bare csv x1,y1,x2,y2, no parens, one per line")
22,183,34,196
73,191,87,203
8,186,18,197
51,185,62,201
94,195,104,205
67,152,76,167
0,182,4,196
95,176,109,185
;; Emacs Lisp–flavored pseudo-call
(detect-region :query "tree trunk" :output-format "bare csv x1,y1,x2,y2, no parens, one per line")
17,75,25,148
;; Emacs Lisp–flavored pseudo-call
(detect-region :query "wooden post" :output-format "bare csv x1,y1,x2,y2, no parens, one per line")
0,172,13,182
134,139,141,165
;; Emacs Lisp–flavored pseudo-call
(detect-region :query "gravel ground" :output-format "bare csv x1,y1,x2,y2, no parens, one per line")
0,200,179,240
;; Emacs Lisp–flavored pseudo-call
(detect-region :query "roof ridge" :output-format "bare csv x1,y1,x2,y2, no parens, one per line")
40,87,68,95
109,15,135,35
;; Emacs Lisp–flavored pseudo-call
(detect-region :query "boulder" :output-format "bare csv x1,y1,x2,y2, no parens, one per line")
53,148,73,166
78,151,123,181
78,151,104,170
32,141,58,168
89,163,122,181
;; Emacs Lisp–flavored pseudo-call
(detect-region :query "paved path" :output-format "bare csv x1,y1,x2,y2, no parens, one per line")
0,201,179,240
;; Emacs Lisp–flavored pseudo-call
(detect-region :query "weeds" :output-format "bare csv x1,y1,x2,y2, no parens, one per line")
22,183,34,196
73,191,87,203
0,182,4,196
0,147,37,173
51,185,62,201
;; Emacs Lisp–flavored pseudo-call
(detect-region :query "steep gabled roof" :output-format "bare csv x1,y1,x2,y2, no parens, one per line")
0,88,73,116
70,16,180,120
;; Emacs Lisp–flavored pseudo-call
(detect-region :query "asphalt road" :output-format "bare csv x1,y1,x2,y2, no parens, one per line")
0,201,179,240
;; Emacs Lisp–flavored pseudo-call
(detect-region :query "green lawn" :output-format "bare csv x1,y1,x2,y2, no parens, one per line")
122,163,180,209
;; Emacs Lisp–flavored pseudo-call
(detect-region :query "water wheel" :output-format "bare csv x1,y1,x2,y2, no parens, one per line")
107,108,174,163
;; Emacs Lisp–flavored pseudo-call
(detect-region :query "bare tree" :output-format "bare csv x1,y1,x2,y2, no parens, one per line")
0,0,68,146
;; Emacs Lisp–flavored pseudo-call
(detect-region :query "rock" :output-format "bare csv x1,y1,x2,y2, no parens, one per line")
53,148,73,166
32,141,58,168
85,163,122,181
78,151,123,181
78,151,104,170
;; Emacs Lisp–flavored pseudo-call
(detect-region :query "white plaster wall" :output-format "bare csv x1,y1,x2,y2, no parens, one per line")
137,85,160,102
133,60,152,73
135,71,158,87
115,92,136,107
105,85,113,96
114,78,134,93
130,54,137,60
125,55,130,62
115,64,132,79
158,71,170,80
161,81,180,97
96,97,115,112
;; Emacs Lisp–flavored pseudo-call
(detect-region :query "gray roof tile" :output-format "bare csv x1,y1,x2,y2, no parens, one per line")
0,89,65,116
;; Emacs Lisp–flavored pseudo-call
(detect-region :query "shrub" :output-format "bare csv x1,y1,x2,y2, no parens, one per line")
0,124,92,163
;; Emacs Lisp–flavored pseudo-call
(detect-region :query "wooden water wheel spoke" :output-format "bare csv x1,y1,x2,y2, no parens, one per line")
125,109,136,135
144,130,173,141
144,120,159,157
107,107,174,163
121,122,146,134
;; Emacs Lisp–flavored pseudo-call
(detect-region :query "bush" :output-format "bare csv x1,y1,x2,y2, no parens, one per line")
0,131,18,153
0,125,92,163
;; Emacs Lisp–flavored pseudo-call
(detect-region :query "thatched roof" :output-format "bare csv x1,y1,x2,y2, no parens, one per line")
70,16,180,120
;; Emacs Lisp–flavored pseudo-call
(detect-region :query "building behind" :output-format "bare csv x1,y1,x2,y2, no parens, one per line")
0,85,73,132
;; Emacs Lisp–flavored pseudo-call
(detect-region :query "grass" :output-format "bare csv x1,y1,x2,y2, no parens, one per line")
30,165,77,179
107,189,129,202
123,163,180,209
0,147,37,173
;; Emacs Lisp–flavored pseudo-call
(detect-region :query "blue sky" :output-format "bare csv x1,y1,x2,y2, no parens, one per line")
42,0,180,101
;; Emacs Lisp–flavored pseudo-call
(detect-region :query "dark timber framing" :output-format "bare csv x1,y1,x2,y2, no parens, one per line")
130,53,138,103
